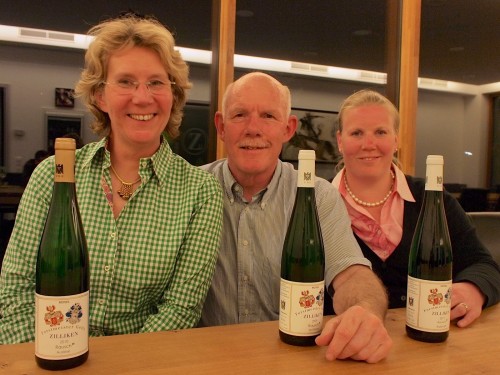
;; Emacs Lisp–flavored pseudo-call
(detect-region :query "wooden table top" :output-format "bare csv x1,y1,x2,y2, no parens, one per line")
1,305,499,374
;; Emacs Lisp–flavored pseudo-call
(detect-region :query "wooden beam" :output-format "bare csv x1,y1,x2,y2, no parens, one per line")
384,0,402,109
209,0,236,161
397,0,421,174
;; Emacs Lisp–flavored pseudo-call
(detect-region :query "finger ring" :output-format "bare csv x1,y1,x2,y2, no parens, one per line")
461,302,469,312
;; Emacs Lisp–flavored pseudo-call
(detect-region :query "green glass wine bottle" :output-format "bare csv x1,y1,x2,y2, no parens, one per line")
35,137,90,370
406,155,453,343
279,150,325,346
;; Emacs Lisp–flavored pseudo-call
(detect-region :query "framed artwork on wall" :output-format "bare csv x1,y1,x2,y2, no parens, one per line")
281,108,340,163
55,88,75,108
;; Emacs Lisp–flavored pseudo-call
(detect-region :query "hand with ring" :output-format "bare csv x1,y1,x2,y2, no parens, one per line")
450,281,486,328
460,302,469,312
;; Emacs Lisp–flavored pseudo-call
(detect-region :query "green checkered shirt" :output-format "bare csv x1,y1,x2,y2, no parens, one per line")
0,138,223,343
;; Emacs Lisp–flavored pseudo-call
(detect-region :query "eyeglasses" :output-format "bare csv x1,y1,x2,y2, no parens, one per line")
102,79,175,95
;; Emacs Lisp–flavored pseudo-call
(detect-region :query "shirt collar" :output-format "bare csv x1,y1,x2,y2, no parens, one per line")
393,165,415,202
221,159,283,209
221,161,238,204
80,137,107,170
332,163,415,202
80,136,173,188
149,137,173,188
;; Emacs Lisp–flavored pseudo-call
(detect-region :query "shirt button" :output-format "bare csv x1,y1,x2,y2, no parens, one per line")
401,295,406,301
244,309,249,315
242,240,249,246
98,299,105,305
243,275,248,281
104,266,110,272
110,232,116,239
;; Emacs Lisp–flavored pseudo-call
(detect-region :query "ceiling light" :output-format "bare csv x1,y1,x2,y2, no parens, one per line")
1,24,495,94
0,24,93,49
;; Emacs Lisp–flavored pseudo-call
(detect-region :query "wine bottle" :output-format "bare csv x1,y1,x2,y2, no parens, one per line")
35,137,90,370
406,155,453,343
279,150,325,346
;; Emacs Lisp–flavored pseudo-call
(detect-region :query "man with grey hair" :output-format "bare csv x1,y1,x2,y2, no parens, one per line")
200,72,393,363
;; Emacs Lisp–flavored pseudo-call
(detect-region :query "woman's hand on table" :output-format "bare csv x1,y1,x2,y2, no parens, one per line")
450,281,486,328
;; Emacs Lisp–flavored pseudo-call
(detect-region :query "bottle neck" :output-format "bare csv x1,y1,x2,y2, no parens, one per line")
297,158,315,188
54,148,75,184
425,163,443,192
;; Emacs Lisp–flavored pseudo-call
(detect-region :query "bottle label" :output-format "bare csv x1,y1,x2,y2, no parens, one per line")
425,162,443,192
406,276,452,332
279,279,324,336
297,158,315,188
54,148,75,183
35,291,89,359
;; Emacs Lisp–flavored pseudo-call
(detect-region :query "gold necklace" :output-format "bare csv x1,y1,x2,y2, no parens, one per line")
110,164,141,200
344,170,395,207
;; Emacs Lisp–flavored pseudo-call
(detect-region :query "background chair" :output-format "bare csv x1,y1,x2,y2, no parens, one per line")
467,212,500,265
444,183,467,193
458,188,489,212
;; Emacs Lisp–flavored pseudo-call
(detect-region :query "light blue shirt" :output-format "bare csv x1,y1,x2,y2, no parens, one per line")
200,159,371,326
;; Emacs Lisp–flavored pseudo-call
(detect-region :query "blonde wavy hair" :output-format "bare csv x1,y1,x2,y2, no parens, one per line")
74,14,192,139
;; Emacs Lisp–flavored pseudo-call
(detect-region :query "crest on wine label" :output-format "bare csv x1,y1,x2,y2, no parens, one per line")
44,305,64,326
427,288,443,306
299,289,323,308
303,172,312,181
65,303,84,324
444,288,452,304
299,290,315,308
316,288,324,307
281,300,286,310
427,287,452,306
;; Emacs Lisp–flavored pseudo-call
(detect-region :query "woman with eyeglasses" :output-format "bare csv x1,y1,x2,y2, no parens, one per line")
0,13,223,343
